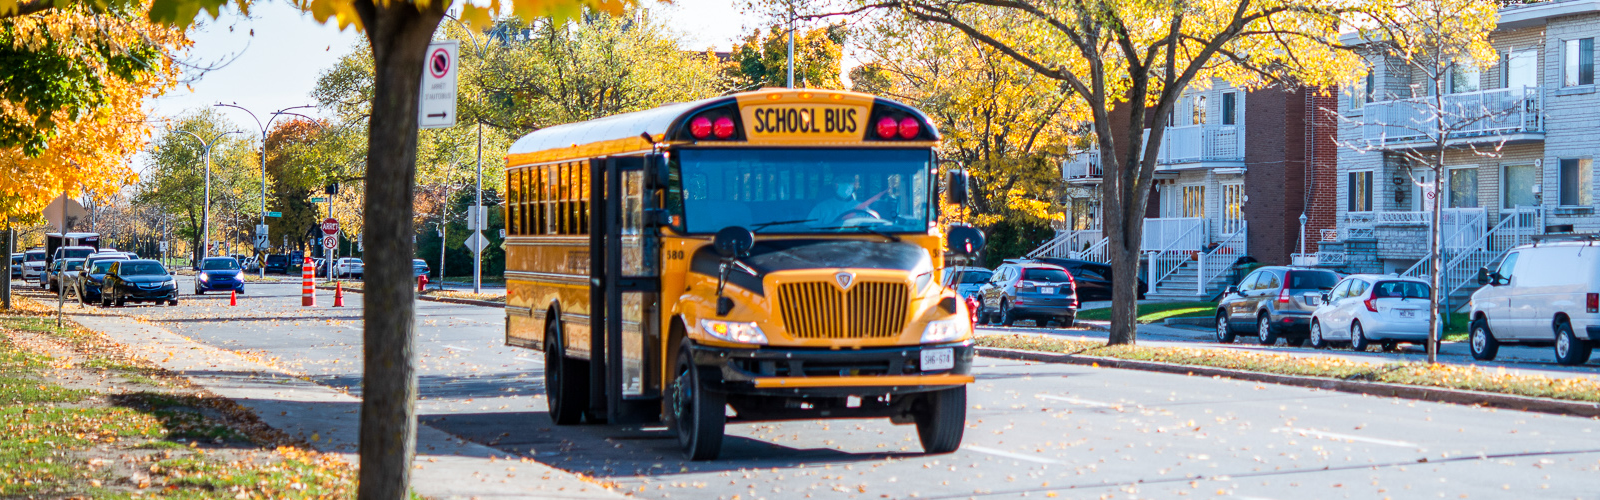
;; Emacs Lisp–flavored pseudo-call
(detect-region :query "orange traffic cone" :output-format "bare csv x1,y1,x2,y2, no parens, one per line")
333,282,345,307
229,289,237,306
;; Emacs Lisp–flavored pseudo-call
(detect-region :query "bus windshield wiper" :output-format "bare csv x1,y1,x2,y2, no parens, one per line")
750,219,816,232
814,225,901,242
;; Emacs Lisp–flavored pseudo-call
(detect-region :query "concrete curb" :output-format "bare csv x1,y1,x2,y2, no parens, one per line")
316,284,506,309
976,346,1600,419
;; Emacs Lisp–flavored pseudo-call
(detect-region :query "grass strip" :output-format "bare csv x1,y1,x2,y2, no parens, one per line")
1076,301,1217,323
978,334,1600,403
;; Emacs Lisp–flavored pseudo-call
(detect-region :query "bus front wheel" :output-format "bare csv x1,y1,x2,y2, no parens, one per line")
544,319,588,425
915,386,967,454
672,341,725,461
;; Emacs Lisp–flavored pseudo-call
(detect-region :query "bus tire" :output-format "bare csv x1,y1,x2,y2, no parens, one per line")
672,340,724,461
915,386,966,454
544,318,588,426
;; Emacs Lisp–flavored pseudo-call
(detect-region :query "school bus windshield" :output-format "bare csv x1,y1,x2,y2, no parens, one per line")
671,148,933,234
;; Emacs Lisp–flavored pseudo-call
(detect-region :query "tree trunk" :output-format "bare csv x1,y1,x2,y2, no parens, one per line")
350,1,443,499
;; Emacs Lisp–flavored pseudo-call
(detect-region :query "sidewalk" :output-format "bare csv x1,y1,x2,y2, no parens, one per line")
68,309,624,500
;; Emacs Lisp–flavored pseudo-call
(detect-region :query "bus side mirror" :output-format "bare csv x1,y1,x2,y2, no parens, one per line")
713,226,754,259
946,224,985,256
643,153,670,190
946,169,971,206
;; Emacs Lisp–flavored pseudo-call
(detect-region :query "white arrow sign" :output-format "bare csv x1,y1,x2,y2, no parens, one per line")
463,232,489,254
419,40,458,129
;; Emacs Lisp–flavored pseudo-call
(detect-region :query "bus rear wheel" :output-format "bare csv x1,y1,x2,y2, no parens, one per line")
544,319,588,425
915,386,967,454
672,341,725,461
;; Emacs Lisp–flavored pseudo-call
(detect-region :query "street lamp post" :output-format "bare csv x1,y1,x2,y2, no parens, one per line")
442,14,489,294
171,129,242,266
215,103,316,278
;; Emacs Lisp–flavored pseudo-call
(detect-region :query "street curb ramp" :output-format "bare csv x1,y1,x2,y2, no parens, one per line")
976,346,1600,419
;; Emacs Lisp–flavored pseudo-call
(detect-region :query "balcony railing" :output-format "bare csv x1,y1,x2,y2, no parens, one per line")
1340,208,1487,250
1062,151,1101,180
1156,124,1243,165
1143,217,1207,252
1360,86,1544,146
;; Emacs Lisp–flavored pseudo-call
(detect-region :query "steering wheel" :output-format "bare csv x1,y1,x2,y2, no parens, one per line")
835,208,890,227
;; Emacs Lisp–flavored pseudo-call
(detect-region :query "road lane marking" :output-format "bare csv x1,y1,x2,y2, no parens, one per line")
963,445,1060,464
443,345,475,352
1036,394,1120,408
1273,427,1417,448
515,356,544,364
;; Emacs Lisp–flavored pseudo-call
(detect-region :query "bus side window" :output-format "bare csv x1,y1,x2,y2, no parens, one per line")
508,169,521,236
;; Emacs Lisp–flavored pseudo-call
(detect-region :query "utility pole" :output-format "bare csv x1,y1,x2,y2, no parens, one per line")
786,1,795,88
442,15,487,294
215,103,315,279
171,129,241,266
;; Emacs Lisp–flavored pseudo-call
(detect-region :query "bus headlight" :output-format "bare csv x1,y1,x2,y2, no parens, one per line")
699,319,768,344
921,318,967,344
914,271,933,294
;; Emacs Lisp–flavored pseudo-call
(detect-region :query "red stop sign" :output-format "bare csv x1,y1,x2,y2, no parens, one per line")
322,218,340,235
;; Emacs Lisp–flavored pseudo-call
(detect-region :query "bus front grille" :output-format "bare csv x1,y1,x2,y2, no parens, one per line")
777,281,909,339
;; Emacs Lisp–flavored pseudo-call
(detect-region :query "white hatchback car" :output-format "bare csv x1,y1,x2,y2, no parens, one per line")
1309,275,1432,351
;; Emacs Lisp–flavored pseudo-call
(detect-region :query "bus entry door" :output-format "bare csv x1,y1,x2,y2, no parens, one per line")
589,155,664,424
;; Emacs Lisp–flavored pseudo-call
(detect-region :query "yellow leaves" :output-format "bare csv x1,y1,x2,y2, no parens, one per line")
1003,187,1063,222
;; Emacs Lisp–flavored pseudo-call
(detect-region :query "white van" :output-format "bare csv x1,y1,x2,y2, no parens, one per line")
1468,238,1600,365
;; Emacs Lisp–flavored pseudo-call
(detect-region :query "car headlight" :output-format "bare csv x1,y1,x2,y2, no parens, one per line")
198,273,208,281
699,319,768,344
921,317,968,344
164,279,177,287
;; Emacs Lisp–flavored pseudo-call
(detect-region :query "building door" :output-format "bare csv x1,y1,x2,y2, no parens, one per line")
1221,182,1245,234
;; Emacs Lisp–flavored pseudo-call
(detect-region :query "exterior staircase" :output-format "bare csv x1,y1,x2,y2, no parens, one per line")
1400,208,1542,308
1144,260,1232,300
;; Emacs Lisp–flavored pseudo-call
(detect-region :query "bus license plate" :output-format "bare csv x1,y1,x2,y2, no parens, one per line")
921,348,955,371
1041,287,1056,294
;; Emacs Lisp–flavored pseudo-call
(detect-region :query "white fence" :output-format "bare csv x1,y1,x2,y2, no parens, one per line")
1142,217,1207,252
1159,124,1244,164
1340,208,1486,249
1361,86,1544,146
1196,222,1248,294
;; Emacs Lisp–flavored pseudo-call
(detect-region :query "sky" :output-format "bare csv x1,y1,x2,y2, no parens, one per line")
147,0,766,128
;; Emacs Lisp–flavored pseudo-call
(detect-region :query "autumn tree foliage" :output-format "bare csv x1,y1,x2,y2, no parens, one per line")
138,111,259,262
852,15,1078,265
0,3,185,224
725,22,847,90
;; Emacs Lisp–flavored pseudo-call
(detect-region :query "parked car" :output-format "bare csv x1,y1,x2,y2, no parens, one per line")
46,258,85,293
1215,266,1340,346
1032,257,1147,301
941,266,992,301
77,258,121,305
22,248,46,282
1469,239,1600,365
330,257,364,279
51,245,96,266
194,256,245,295
1309,275,1432,351
9,253,21,279
242,256,260,272
102,259,178,307
412,259,431,279
976,261,1079,327
312,258,328,277
264,254,289,274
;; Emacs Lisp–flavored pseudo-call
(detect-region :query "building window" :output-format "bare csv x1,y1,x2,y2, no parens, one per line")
1352,73,1373,109
1565,38,1593,86
1348,171,1373,212
1504,164,1539,209
1221,92,1237,125
1560,158,1593,206
1448,167,1478,208
1506,49,1538,89
1071,199,1097,230
1192,95,1207,125
1181,185,1206,218
1450,64,1480,94
1221,183,1244,233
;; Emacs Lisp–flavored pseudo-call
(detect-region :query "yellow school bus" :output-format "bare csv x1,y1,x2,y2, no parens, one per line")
502,88,986,460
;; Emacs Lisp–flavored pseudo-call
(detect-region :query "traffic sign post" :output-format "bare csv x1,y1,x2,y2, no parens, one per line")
323,235,338,250
463,232,489,254
419,40,459,129
266,211,282,218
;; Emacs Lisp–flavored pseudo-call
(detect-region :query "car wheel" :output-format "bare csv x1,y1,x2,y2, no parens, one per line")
1469,317,1499,361
195,286,204,295
1058,315,1075,328
1554,321,1593,366
1309,321,1327,349
999,301,1016,327
672,339,725,461
114,295,125,307
915,386,967,454
1036,318,1051,328
1257,315,1278,346
544,318,588,425
1215,313,1236,344
169,299,179,306
1350,321,1370,352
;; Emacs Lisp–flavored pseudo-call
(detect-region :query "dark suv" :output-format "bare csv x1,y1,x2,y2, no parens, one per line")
1215,266,1339,345
977,261,1079,327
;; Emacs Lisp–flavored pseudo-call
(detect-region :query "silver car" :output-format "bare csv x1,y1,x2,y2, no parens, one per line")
941,266,992,301
1309,275,1432,351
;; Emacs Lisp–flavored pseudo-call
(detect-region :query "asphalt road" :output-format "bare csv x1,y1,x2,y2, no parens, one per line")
41,279,1600,498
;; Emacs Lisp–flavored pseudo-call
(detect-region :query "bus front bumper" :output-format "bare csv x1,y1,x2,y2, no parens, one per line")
689,341,975,397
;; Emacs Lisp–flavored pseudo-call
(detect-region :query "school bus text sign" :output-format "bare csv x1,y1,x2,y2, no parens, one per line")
740,104,867,144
